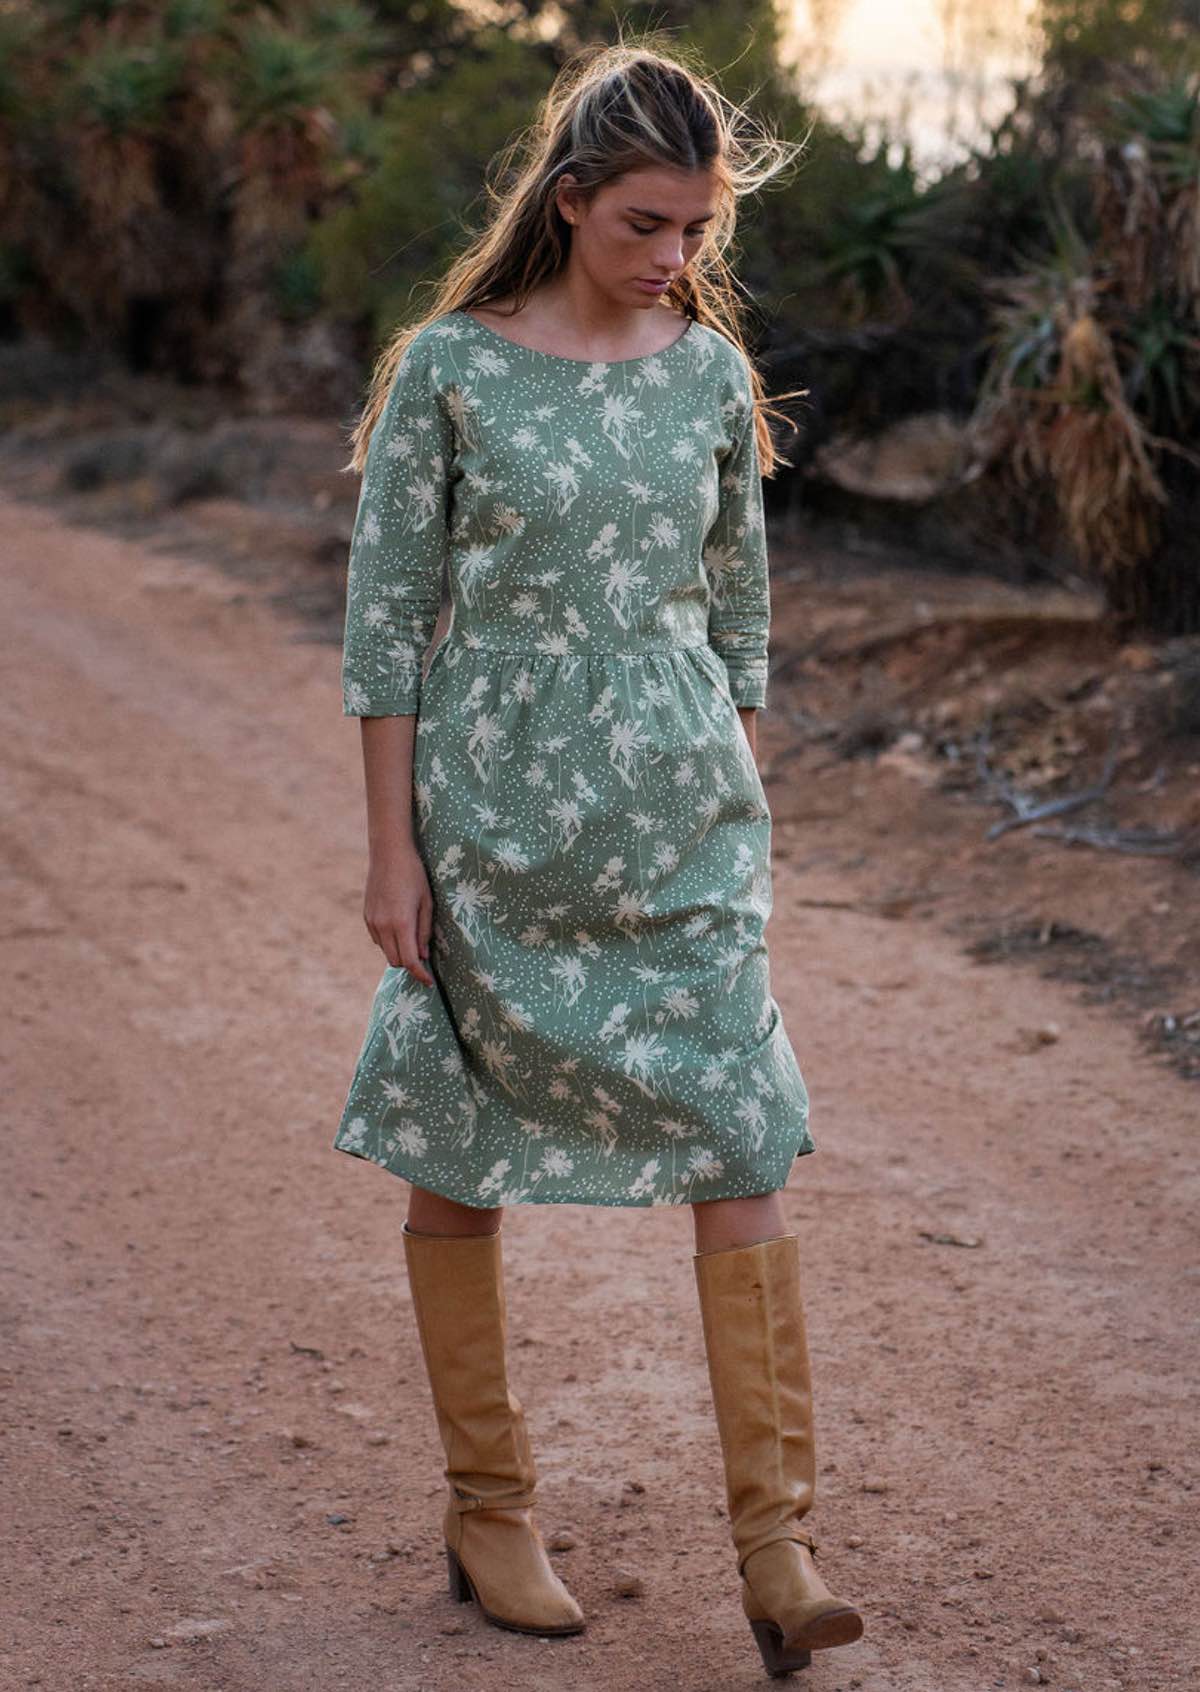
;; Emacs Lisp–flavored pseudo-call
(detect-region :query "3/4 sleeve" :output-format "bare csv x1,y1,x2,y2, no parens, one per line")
702,377,771,710
341,335,454,717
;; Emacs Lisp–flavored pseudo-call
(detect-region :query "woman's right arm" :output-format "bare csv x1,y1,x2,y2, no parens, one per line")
359,714,435,986
341,332,453,987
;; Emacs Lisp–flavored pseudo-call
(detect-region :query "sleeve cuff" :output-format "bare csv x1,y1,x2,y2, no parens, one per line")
720,655,768,709
342,678,421,716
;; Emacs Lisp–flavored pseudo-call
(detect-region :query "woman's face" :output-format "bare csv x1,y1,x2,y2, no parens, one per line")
555,164,719,306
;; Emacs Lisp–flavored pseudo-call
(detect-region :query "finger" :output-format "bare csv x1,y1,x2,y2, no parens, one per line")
398,947,435,987
397,921,434,986
376,923,403,970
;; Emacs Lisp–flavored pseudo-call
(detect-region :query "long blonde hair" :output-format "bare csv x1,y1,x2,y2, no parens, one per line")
345,34,809,478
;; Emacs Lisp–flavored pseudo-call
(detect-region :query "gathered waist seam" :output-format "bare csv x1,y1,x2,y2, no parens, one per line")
437,636,713,657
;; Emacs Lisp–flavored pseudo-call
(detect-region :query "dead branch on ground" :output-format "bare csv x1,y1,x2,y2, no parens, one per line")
815,605,1104,666
975,717,1123,840
1028,823,1196,857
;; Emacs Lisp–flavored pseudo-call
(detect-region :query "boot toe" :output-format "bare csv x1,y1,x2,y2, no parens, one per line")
794,1603,864,1650
481,1577,586,1635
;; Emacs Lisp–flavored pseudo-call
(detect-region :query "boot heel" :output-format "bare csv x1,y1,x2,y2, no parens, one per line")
748,1616,812,1677
446,1543,474,1603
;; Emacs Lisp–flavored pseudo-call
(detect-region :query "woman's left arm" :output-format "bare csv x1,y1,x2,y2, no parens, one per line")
737,704,758,765
703,364,771,716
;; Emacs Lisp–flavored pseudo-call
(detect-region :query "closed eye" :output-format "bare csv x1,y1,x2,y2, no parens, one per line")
631,223,706,238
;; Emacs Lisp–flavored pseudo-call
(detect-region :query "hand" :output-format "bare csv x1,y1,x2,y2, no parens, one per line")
363,839,436,986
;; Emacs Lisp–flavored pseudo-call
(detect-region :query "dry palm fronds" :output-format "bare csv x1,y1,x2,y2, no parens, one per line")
1095,139,1160,312
72,122,160,228
1097,130,1200,320
1166,180,1200,314
1043,403,1165,579
970,272,1170,583
1107,80,1200,318
1041,308,1169,582
970,76,1200,629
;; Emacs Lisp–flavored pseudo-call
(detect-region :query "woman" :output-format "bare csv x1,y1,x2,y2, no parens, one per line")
332,37,865,1678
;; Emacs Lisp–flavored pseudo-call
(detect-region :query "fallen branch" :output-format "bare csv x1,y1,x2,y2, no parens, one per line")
976,717,1123,840
815,605,1103,665
1028,824,1195,857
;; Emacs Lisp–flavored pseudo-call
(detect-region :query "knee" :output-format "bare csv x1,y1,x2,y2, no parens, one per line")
406,1184,503,1237
691,1188,785,1217
691,1188,788,1253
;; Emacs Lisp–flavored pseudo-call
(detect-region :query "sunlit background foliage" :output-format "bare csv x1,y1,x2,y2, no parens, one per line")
1,0,1197,631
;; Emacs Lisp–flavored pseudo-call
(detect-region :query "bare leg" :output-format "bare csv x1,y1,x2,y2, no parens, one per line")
692,1188,788,1253
406,1183,503,1237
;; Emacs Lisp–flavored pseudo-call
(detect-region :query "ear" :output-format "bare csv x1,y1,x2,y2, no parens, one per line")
555,171,583,227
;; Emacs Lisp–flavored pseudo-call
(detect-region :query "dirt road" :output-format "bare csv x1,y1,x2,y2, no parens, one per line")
1,494,1194,1691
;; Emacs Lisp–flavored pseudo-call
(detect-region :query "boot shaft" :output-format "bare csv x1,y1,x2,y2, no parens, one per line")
693,1232,817,1569
402,1223,537,1506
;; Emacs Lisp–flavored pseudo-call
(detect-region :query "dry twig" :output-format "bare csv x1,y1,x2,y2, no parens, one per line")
975,717,1123,840
1028,823,1193,857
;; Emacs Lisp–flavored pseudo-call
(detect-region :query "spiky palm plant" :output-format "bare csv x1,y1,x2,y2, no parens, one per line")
972,251,1170,570
1101,83,1200,324
969,74,1200,632
0,0,397,385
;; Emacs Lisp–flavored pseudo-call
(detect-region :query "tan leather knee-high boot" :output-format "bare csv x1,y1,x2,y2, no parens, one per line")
402,1223,585,1636
693,1232,864,1675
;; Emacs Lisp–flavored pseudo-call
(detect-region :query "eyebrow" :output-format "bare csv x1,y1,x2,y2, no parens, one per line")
625,205,716,223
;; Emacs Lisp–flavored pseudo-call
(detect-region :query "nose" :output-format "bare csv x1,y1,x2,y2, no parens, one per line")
641,231,686,275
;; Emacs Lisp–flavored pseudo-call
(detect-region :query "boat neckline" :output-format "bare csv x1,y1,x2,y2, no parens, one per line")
452,307,695,367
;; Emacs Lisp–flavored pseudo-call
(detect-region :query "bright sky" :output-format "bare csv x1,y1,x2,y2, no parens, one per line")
779,0,1044,175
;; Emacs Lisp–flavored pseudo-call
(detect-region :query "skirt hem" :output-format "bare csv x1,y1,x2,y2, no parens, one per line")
329,1132,815,1208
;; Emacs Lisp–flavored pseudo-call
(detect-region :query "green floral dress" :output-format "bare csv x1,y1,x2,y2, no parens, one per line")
332,308,814,1207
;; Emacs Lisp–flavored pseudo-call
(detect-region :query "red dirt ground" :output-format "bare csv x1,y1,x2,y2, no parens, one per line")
1,489,1196,1691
